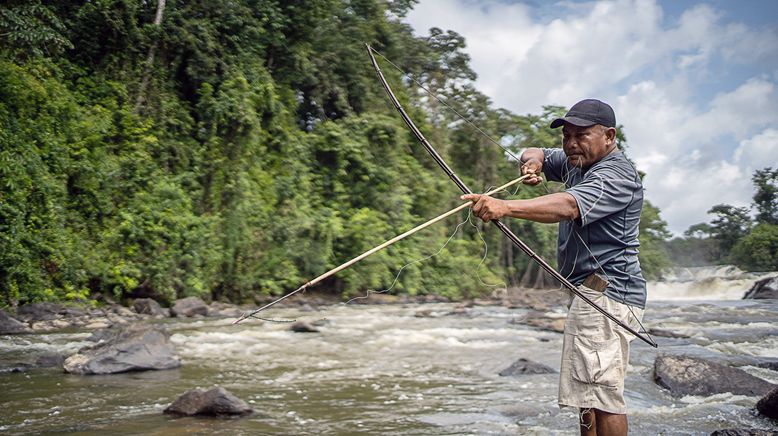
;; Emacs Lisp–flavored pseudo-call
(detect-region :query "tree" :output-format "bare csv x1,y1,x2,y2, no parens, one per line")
753,167,778,225
730,223,778,272
706,204,753,256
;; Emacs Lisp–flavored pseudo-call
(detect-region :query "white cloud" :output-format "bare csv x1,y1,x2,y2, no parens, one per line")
404,0,778,234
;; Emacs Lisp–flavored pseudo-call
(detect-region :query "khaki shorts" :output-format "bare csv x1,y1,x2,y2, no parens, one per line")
558,285,644,415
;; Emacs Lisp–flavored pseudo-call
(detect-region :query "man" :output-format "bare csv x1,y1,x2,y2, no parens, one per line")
462,99,646,436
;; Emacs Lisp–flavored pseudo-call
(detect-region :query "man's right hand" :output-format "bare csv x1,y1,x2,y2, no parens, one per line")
521,158,543,186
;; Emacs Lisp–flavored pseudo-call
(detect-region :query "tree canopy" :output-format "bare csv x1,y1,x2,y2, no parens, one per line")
1,0,673,307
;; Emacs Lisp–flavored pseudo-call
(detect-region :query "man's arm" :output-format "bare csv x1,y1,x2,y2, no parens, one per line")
461,192,580,224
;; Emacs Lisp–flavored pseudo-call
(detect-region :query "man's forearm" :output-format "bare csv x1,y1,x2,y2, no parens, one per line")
503,192,579,223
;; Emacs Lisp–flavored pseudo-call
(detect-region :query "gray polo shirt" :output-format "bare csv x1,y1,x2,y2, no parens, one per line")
542,148,647,309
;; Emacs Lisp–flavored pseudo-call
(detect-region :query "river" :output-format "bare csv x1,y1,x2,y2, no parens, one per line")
1,266,777,435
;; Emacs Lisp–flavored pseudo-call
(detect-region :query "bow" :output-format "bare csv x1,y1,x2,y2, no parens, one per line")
366,44,657,348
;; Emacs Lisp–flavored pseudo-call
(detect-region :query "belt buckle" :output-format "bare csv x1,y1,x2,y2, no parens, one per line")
583,273,609,292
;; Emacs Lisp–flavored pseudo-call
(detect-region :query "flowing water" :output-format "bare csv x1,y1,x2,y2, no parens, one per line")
1,266,777,435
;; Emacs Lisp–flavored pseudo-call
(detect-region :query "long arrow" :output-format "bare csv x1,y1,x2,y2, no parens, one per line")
366,44,656,348
233,174,529,324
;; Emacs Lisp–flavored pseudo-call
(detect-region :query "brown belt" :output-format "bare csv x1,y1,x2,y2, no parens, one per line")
582,273,609,292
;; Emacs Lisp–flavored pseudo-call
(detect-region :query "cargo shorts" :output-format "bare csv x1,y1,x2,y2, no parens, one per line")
558,284,644,415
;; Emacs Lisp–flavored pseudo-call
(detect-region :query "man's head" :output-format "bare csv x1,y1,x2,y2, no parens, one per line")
550,99,617,169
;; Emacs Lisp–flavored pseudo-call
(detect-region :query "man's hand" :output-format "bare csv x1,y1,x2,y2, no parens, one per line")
461,194,510,222
521,158,543,186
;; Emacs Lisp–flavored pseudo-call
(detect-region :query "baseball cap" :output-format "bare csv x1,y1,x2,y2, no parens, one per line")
550,99,616,129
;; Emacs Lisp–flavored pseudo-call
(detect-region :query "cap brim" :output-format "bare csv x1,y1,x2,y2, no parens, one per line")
550,116,597,129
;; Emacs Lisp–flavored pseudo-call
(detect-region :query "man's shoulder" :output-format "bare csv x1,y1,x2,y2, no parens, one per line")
590,152,641,181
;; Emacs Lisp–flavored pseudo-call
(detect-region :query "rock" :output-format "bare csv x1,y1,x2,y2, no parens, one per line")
710,430,778,436
35,353,66,368
63,324,181,375
654,355,776,397
0,366,27,373
757,360,778,372
16,302,66,321
648,327,690,339
164,387,253,417
756,386,778,420
744,277,778,299
499,358,556,376
0,309,31,334
110,304,137,318
290,321,319,333
171,297,209,318
207,302,242,318
510,310,566,333
133,298,169,317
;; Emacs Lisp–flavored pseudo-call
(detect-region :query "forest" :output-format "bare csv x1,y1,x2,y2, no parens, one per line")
1,0,775,308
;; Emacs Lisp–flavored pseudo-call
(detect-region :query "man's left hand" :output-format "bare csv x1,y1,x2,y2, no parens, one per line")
461,194,509,222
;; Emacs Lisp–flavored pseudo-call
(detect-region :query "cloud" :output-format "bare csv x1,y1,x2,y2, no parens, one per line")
404,0,778,233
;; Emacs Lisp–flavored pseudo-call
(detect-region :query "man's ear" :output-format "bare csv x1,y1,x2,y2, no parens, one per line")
605,127,617,143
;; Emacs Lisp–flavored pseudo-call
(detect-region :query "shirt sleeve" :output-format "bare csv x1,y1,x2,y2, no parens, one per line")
541,148,568,183
566,166,642,227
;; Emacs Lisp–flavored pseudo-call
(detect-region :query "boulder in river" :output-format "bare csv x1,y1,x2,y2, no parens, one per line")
499,358,556,376
509,310,566,333
654,354,776,397
0,309,31,334
171,297,209,317
756,386,778,420
132,298,170,318
743,276,778,299
164,386,253,417
290,320,319,333
63,324,181,375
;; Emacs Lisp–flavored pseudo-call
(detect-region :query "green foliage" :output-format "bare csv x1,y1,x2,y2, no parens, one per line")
638,201,670,279
753,167,778,225
0,2,73,58
730,224,778,272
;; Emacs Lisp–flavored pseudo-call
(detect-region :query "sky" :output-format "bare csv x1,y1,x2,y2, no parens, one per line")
402,0,778,235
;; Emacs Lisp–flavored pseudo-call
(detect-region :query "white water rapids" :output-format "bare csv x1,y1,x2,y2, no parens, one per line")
1,266,776,434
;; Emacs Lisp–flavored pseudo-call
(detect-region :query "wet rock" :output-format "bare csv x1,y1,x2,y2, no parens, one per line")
16,302,66,321
0,366,27,373
290,321,319,333
744,277,778,299
414,309,434,318
35,353,66,368
0,309,31,334
756,386,778,420
164,386,253,417
510,310,566,333
499,358,556,376
207,302,242,318
648,327,689,338
654,355,776,397
132,298,169,318
64,323,181,375
710,430,778,436
171,297,209,317
757,360,778,372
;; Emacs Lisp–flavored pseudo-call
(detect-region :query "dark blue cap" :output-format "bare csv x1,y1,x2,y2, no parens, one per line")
550,99,616,129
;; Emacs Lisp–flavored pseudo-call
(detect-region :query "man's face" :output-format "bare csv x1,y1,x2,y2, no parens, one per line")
561,124,616,169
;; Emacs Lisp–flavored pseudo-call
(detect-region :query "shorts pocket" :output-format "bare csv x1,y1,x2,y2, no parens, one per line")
570,335,622,387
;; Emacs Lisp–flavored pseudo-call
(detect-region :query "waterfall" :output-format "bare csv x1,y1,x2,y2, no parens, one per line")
647,265,776,301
